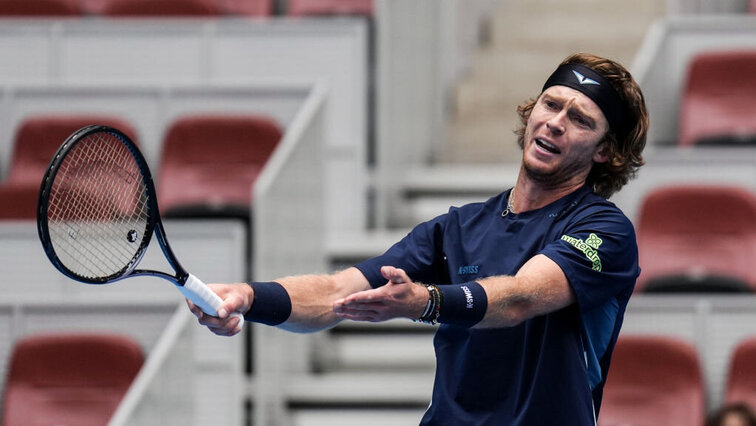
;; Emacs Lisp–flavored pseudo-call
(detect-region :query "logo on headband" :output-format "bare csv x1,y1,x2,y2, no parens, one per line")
572,70,600,86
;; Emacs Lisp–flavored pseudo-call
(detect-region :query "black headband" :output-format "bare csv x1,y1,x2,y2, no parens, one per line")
542,63,627,137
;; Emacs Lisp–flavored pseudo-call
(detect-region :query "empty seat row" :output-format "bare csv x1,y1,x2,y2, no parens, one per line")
599,335,704,425
5,332,756,426
680,49,756,147
0,114,282,221
158,114,281,218
599,335,756,426
0,0,372,17
635,184,756,293
1,332,143,426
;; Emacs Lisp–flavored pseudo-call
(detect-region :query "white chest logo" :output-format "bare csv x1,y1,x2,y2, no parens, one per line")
572,70,600,86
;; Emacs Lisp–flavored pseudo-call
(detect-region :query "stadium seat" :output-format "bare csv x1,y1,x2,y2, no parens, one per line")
6,115,138,186
679,50,756,147
643,274,753,294
0,184,40,220
101,0,225,16
223,0,272,16
598,335,705,426
156,114,282,219
1,333,143,426
635,184,756,292
0,0,82,16
726,337,756,410
287,0,373,16
0,115,137,220
98,0,272,16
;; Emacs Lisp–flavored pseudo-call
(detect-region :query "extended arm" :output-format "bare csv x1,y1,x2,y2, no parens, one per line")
188,267,372,336
333,254,575,329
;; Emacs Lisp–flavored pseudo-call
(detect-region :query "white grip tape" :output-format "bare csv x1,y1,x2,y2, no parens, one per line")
178,273,244,324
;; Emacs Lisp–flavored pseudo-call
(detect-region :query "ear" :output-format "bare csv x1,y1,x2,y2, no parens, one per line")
593,142,610,163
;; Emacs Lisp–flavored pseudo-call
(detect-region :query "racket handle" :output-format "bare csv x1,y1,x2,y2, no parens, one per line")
179,273,245,326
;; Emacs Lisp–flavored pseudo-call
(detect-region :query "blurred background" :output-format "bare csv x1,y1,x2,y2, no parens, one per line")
1,0,756,425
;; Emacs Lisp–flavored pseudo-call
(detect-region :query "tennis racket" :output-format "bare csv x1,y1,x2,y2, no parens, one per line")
37,124,243,325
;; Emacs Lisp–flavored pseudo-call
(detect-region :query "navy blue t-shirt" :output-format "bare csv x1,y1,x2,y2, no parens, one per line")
355,186,639,425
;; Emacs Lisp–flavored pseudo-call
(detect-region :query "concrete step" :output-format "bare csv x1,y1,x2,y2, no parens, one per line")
316,330,436,371
452,71,537,120
287,371,435,405
400,164,518,221
490,32,646,56
489,0,658,43
324,165,516,240
291,408,427,426
442,112,524,164
327,229,412,269
401,164,518,195
452,41,647,118
466,46,640,84
493,0,665,20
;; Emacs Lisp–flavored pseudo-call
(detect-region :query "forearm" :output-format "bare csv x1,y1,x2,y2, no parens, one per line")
474,276,539,328
265,268,371,333
277,274,349,332
475,255,575,328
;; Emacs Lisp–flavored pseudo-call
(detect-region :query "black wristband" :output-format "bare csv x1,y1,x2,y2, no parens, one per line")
244,281,292,326
436,281,487,327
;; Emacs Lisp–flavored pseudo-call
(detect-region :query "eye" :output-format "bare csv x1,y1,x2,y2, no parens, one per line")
572,114,590,128
544,100,559,110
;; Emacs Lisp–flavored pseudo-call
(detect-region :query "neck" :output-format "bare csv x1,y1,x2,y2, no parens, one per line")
510,168,586,213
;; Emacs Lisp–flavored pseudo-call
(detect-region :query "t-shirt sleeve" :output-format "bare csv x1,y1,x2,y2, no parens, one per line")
540,206,639,312
355,215,448,288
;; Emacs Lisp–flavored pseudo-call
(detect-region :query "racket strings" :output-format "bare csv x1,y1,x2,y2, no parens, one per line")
49,135,147,277
47,131,151,280
48,140,139,275
50,150,134,271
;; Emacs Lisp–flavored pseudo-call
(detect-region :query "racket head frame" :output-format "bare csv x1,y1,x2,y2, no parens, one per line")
37,124,188,285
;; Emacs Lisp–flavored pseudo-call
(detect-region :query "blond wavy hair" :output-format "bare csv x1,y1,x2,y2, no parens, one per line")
515,53,649,199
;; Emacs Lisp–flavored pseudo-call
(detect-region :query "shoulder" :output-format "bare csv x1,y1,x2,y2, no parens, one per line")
570,191,634,233
552,190,637,258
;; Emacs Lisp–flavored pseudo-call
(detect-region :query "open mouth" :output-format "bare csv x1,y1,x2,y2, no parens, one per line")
535,138,561,154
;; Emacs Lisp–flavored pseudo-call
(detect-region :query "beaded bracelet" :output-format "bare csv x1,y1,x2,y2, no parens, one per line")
414,284,442,325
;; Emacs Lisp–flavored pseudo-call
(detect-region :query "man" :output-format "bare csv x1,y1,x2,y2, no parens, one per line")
189,52,649,424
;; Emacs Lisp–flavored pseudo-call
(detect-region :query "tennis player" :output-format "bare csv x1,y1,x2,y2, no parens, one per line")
189,52,649,425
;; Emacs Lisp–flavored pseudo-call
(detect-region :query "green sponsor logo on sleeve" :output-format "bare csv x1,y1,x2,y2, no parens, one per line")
561,233,603,271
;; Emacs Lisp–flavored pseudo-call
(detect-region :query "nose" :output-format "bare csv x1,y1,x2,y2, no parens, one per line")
546,111,566,135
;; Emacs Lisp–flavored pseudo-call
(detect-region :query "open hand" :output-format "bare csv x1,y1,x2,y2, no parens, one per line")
333,266,427,322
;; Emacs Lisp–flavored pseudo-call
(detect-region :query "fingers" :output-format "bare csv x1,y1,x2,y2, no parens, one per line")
333,287,394,322
216,295,242,320
334,287,384,308
334,266,419,324
197,311,243,336
380,266,411,285
334,311,382,322
185,298,205,319
333,299,383,322
211,284,249,317
186,296,244,337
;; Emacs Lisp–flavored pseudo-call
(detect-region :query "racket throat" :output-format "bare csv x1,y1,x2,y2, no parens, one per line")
176,274,191,286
